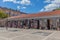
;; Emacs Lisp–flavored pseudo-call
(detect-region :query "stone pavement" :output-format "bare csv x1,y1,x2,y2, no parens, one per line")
0,28,60,40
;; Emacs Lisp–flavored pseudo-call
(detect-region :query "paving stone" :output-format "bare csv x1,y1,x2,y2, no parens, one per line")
46,37,60,40
0,28,59,40
32,31,52,36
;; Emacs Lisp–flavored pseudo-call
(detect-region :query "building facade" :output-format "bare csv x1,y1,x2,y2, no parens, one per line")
1,10,60,30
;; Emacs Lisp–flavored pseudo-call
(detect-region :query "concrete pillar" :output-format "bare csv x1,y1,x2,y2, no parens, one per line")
31,19,34,28
19,20,21,28
57,19,60,30
12,21,15,28
16,21,18,28
20,21,23,28
13,21,16,28
8,21,9,27
11,21,13,28
17,20,21,28
5,21,8,27
5,21,9,30
27,20,31,29
39,20,41,29
17,21,20,28
13,21,15,28
10,21,13,28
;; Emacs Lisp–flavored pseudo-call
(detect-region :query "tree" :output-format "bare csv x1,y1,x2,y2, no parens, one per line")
0,11,9,30
0,11,9,19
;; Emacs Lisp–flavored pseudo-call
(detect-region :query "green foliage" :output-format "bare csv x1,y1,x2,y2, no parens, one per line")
0,11,8,19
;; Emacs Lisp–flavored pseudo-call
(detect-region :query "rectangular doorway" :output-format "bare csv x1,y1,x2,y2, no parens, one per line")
47,19,50,30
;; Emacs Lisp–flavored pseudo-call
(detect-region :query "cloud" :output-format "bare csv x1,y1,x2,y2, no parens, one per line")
3,0,30,10
20,0,31,5
3,0,31,5
40,0,60,12
3,0,16,3
40,4,59,12
40,9,45,12
44,0,51,3
22,7,26,9
51,0,60,4
17,6,20,10
17,6,26,10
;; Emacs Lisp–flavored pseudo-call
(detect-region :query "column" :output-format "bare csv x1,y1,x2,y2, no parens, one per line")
16,21,18,28
13,21,15,28
20,21,23,28
19,20,21,28
7,20,9,27
5,21,9,30
31,19,34,28
11,21,13,28
18,21,20,28
57,19,60,30
12,21,15,28
17,20,20,28
27,20,31,29
5,21,8,27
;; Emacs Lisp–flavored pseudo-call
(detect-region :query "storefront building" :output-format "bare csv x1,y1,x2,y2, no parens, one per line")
4,10,60,30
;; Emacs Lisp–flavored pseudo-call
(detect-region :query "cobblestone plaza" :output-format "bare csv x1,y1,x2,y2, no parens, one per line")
0,28,60,40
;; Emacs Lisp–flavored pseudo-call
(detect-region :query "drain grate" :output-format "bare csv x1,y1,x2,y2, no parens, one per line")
32,32,52,36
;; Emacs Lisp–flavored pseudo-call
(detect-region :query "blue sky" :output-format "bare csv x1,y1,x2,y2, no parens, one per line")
0,0,60,14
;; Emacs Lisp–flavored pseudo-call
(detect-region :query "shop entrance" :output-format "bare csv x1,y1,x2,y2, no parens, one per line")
47,19,50,30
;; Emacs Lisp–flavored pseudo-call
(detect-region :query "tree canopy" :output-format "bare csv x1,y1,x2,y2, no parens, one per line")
0,11,9,19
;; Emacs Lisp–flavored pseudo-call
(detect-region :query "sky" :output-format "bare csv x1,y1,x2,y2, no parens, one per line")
0,0,60,14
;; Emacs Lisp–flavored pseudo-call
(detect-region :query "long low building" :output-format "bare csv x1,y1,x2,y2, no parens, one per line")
3,10,60,30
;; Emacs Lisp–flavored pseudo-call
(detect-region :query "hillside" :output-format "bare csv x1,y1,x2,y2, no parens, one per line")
0,7,26,17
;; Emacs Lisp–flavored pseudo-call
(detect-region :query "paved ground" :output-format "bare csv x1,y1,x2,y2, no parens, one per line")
0,28,60,40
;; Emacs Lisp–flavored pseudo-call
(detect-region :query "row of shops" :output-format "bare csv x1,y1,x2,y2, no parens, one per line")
2,10,60,30
4,18,60,30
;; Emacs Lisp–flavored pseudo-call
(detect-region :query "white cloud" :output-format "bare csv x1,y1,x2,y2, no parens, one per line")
17,6,26,10
20,0,31,5
3,0,31,5
44,0,51,3
17,6,20,10
51,0,60,4
44,4,59,11
3,0,19,4
40,0,60,12
3,0,30,10
22,7,26,9
3,0,16,3
40,9,45,12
